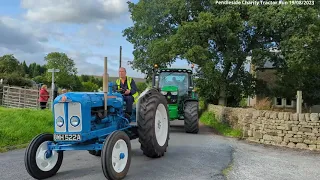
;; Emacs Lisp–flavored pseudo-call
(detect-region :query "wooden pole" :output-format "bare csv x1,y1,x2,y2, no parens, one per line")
103,57,108,115
119,46,122,68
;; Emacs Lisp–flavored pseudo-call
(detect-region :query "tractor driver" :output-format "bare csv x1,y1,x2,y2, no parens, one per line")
116,67,139,119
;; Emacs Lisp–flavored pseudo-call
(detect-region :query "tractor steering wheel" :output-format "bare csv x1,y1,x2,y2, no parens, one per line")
116,89,126,94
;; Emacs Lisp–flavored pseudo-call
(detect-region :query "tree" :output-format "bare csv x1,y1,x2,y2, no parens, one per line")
27,62,46,78
44,52,78,89
79,75,90,82
81,81,99,92
124,1,320,107
123,1,263,106
247,4,320,108
22,61,29,77
33,75,49,85
0,54,22,75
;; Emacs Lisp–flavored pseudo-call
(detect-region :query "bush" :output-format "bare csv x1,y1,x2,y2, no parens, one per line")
200,111,242,138
136,82,147,93
0,73,33,87
254,97,272,110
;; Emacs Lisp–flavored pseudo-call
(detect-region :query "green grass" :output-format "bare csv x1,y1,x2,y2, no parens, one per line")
200,111,242,138
222,158,234,176
0,107,53,152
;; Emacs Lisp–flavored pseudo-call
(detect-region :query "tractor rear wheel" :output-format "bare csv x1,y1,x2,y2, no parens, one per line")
184,101,199,134
24,133,63,179
101,130,131,180
137,89,170,158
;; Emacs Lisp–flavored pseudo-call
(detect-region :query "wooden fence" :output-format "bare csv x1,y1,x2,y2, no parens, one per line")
1,85,52,109
0,85,3,106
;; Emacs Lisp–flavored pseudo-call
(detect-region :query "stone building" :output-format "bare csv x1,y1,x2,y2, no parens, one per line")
246,48,320,113
247,59,296,111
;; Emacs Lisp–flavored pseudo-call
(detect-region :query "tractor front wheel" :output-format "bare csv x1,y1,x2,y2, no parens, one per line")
184,101,199,134
137,89,170,158
24,133,63,179
101,130,131,180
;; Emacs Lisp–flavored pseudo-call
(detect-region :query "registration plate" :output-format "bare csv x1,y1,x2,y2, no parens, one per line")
54,134,81,141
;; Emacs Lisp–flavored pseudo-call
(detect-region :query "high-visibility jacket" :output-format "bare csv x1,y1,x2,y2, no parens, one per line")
116,76,139,104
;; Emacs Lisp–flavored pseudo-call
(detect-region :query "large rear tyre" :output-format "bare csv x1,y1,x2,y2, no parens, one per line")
101,131,131,180
184,101,199,134
137,89,170,158
24,133,63,179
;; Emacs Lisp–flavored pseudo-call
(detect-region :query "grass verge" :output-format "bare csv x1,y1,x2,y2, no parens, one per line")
200,111,242,138
0,107,53,152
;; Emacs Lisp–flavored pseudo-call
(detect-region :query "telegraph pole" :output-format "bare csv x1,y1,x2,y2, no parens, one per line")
48,68,60,107
119,46,122,68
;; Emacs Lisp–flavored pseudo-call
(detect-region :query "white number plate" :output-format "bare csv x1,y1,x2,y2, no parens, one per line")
54,134,81,141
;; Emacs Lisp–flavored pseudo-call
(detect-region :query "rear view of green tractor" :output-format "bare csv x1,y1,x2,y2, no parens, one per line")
151,64,199,134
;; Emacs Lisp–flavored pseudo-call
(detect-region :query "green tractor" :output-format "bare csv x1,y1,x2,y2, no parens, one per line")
150,64,199,134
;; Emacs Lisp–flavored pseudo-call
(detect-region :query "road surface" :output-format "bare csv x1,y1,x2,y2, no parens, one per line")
1,120,320,180
0,121,233,180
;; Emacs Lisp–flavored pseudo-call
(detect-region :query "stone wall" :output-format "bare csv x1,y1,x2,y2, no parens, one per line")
208,104,320,151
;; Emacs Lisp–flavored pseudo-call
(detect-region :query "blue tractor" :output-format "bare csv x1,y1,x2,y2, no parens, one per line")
24,59,170,180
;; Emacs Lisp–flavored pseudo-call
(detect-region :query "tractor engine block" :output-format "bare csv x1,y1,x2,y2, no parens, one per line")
53,83,127,143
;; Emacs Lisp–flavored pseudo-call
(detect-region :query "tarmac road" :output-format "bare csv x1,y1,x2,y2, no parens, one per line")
0,121,233,180
1,120,320,180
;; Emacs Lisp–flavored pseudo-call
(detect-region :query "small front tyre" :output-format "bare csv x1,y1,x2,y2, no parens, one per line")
184,101,199,134
101,131,131,180
24,133,63,179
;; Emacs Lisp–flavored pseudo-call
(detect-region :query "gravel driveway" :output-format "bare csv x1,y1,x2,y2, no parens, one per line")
226,138,320,180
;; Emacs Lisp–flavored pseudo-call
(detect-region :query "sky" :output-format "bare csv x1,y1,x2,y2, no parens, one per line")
0,0,191,78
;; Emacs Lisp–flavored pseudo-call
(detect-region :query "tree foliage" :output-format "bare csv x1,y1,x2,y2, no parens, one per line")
0,55,25,76
82,81,99,92
123,1,263,105
247,4,320,107
44,52,79,90
0,53,106,91
124,0,320,107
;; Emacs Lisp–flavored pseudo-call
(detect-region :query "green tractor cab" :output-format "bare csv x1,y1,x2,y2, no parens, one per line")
151,64,199,134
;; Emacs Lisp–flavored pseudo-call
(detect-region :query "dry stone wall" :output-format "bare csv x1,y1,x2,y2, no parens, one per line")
208,104,320,151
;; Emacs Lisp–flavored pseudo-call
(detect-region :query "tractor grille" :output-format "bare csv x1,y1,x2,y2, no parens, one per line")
165,92,177,104
54,102,82,132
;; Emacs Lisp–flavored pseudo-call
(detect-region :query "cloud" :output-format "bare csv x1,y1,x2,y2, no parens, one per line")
21,0,129,24
0,1,145,78
0,18,45,53
67,51,118,76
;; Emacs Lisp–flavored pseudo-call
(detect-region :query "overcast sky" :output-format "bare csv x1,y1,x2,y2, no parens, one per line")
0,0,190,78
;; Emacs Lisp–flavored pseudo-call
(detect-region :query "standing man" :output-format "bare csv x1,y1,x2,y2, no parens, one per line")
116,67,139,118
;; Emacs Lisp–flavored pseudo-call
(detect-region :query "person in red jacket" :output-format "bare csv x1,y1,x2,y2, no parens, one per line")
39,85,49,109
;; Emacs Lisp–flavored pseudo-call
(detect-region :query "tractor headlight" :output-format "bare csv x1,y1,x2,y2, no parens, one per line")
161,91,167,95
70,116,80,127
56,116,64,127
171,91,178,95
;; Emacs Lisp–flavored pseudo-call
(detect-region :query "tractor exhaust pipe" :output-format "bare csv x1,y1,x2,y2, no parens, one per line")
103,57,108,116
